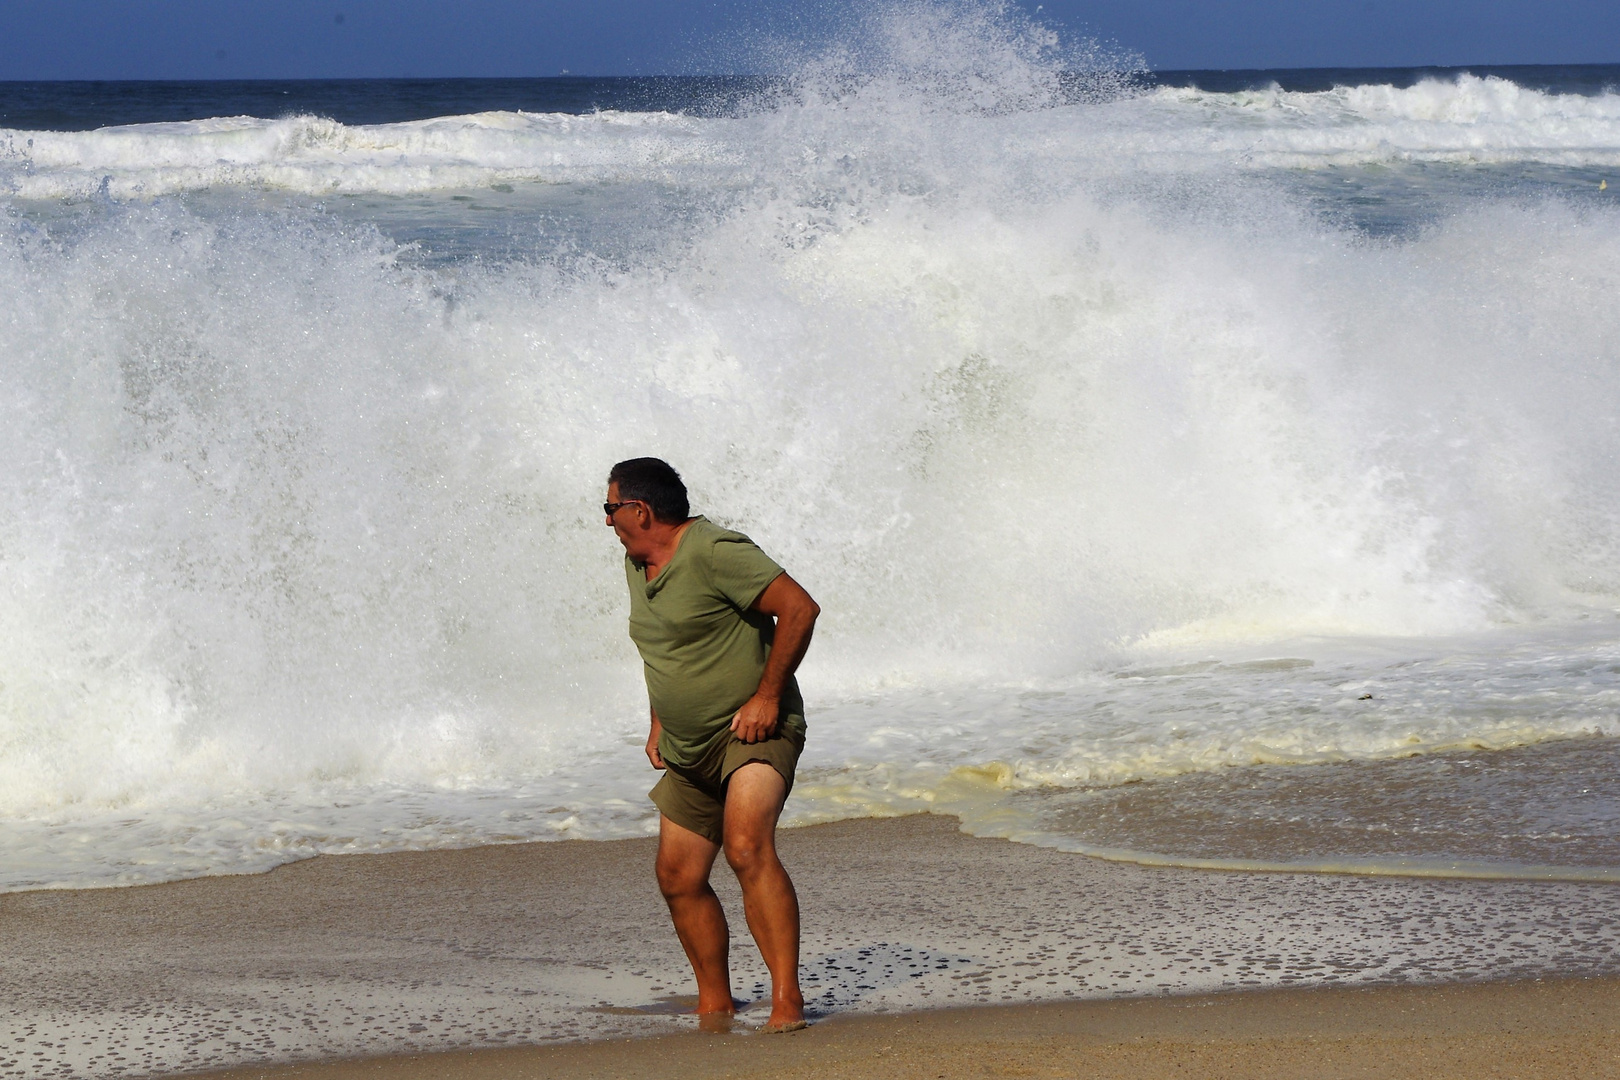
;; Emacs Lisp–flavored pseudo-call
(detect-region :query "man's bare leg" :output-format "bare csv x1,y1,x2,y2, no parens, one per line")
655,815,734,1018
722,762,805,1030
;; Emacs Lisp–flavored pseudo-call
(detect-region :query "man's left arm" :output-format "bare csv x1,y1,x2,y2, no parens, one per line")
730,573,820,744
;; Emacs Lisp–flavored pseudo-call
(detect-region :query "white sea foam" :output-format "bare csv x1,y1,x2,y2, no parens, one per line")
6,74,1620,201
1107,74,1620,167
2,2,1619,889
0,109,734,199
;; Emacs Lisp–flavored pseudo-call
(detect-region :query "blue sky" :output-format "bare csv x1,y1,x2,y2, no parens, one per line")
1,0,1617,79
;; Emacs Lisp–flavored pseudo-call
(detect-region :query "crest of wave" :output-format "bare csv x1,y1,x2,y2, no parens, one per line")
1132,73,1620,167
618,4,1616,672
752,0,1142,114
718,0,1144,199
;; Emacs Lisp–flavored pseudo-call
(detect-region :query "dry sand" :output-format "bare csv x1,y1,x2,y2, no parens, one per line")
4,813,1620,1079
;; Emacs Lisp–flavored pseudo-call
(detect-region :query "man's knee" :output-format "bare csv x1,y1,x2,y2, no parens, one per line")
656,853,712,899
723,830,777,876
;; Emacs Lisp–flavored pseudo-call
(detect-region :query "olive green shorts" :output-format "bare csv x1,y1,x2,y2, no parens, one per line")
650,727,804,845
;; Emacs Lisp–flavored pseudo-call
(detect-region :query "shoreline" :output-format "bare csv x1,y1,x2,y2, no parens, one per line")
4,813,1620,1079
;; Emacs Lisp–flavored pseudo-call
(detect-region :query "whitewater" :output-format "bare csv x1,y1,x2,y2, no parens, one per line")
2,7,1619,891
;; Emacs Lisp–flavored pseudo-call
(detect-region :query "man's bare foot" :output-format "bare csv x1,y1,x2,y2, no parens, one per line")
759,991,805,1033
759,1018,809,1033
694,994,744,1033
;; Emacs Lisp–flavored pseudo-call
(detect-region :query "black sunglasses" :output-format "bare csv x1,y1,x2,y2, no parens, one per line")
603,500,645,516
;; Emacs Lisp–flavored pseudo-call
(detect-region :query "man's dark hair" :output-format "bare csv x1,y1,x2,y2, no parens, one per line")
608,458,690,523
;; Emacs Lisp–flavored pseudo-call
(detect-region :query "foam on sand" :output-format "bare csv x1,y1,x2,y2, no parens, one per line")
5,816,1620,1079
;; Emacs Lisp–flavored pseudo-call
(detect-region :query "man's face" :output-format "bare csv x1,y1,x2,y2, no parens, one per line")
605,481,644,555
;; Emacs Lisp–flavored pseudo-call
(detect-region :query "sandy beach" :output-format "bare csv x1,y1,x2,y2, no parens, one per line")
5,813,1620,1079
193,977,1620,1079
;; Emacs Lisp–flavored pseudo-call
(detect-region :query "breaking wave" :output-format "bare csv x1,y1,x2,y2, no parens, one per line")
2,1,1618,889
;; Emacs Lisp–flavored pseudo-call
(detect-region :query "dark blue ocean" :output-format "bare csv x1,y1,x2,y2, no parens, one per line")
4,63,1618,130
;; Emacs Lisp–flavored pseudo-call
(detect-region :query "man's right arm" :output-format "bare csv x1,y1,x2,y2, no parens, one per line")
646,708,666,770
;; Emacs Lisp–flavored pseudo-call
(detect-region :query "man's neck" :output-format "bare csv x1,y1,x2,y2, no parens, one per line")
638,517,696,581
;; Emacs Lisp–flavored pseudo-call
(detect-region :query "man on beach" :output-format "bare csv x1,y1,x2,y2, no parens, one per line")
605,457,820,1032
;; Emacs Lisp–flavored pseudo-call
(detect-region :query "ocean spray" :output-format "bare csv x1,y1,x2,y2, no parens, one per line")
2,2,1618,888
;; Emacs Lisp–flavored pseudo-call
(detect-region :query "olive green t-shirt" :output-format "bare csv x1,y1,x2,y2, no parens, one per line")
624,516,806,770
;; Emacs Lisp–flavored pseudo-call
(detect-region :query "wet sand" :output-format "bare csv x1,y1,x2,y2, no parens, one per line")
4,813,1620,1079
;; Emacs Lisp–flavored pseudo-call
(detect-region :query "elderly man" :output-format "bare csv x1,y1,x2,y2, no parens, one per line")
605,457,820,1033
